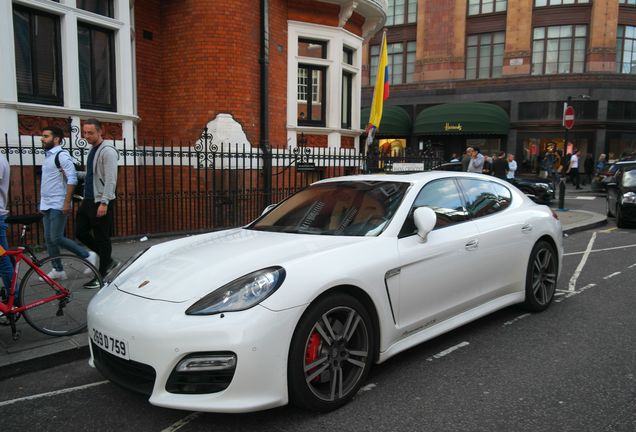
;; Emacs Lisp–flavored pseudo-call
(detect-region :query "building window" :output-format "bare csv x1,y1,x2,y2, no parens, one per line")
12,6,63,105
77,0,114,18
341,72,352,129
617,26,636,74
620,0,636,4
468,0,507,15
386,0,417,26
370,41,416,85
608,101,636,120
78,23,116,111
297,65,326,126
532,25,586,75
299,39,327,59
466,32,505,79
534,0,590,6
343,47,354,65
518,102,550,120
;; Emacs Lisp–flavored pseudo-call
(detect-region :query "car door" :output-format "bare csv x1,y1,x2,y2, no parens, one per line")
456,178,532,301
393,178,482,332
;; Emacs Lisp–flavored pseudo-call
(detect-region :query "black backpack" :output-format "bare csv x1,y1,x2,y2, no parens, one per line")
54,150,85,201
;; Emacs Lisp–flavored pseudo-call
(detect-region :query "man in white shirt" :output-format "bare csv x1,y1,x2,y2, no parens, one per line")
506,153,517,180
0,155,13,298
567,149,582,190
40,126,97,280
467,147,485,173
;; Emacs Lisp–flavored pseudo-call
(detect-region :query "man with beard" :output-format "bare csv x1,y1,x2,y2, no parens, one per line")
39,126,97,280
76,119,119,289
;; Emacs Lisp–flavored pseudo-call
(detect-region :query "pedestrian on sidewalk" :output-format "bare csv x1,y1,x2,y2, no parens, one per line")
0,155,13,298
492,151,508,180
506,153,517,181
467,147,485,173
39,126,98,281
567,149,582,190
76,119,119,288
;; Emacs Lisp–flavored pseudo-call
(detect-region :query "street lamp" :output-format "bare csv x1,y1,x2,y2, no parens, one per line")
558,94,590,211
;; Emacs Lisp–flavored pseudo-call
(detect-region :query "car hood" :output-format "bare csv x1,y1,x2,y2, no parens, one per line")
515,177,550,185
114,228,369,303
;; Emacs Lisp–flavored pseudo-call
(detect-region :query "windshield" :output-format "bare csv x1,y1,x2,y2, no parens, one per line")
249,181,410,236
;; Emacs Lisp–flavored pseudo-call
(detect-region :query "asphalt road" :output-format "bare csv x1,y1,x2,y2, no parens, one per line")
1,195,634,432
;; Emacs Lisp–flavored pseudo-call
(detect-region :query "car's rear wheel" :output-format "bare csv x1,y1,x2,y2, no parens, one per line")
616,204,626,228
288,293,374,412
523,241,557,312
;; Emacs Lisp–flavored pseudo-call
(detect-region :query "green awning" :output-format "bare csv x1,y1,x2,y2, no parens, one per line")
413,102,509,135
360,105,411,136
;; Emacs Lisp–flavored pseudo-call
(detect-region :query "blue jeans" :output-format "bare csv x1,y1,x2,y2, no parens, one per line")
0,214,14,299
42,209,89,271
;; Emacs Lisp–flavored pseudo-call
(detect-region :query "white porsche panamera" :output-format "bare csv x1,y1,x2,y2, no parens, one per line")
87,171,563,413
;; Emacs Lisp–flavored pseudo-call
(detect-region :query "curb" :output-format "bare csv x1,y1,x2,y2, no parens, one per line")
0,344,89,380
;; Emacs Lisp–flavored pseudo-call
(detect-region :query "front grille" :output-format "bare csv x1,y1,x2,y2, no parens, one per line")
91,341,156,396
166,352,236,394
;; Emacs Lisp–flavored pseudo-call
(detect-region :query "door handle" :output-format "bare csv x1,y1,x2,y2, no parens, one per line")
522,223,533,233
465,239,479,251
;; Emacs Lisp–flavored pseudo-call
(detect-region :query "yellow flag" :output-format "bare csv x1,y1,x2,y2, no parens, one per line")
367,31,389,131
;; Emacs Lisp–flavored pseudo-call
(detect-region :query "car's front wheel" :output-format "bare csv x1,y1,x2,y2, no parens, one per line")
523,240,558,312
616,204,626,228
288,293,374,412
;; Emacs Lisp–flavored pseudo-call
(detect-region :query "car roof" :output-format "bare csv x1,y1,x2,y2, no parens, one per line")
615,160,636,166
313,171,501,187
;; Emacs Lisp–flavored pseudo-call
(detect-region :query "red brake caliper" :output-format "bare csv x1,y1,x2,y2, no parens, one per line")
305,332,322,382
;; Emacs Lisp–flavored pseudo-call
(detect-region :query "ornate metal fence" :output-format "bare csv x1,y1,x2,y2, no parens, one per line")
2,129,443,245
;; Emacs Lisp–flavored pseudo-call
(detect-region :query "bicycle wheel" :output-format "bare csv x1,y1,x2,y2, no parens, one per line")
20,254,102,336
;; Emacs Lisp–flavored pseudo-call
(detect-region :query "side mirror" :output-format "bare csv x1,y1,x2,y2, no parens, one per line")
413,207,437,241
261,203,277,216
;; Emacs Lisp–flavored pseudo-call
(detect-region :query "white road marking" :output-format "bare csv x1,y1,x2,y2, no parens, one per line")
563,243,636,257
599,228,617,234
573,196,596,200
629,263,636,269
555,283,596,303
0,381,108,407
503,313,531,327
568,232,597,292
358,383,377,393
426,341,470,361
603,272,622,280
160,413,202,432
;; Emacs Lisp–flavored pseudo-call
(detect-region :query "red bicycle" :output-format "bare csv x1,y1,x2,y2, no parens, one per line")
0,214,103,341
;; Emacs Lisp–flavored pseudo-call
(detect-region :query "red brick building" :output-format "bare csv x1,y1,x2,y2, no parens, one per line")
363,0,636,172
2,0,387,151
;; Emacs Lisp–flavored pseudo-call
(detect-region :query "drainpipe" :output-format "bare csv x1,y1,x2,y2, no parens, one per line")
260,0,272,207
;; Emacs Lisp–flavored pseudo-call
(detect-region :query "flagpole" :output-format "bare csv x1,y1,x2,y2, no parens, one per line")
364,29,389,173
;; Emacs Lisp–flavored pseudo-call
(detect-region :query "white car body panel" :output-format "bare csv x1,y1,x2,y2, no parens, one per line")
87,171,563,413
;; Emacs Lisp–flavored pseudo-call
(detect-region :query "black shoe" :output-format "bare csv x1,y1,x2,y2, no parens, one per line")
105,259,120,275
83,277,102,290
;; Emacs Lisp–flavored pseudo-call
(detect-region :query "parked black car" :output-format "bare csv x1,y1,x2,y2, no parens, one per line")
433,162,555,204
606,161,636,228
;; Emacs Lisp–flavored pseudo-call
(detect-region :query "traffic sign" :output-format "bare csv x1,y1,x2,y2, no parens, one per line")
563,104,575,129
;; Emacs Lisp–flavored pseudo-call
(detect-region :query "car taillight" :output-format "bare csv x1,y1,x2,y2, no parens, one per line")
551,209,559,220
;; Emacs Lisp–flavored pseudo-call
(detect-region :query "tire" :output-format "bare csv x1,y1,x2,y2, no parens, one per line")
522,241,558,312
616,205,626,229
288,293,374,412
20,254,102,336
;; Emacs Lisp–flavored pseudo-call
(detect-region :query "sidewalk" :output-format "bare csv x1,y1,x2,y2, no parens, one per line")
0,189,607,380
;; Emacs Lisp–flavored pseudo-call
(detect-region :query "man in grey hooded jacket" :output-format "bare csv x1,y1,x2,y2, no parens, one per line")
76,118,118,288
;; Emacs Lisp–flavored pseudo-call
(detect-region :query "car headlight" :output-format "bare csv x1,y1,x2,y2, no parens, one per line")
537,183,550,190
622,192,636,204
186,266,286,315
106,248,149,285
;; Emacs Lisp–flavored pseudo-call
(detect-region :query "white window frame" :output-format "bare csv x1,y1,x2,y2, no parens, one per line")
287,21,362,147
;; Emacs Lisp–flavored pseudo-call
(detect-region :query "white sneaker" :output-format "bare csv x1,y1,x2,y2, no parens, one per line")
39,269,68,282
84,251,99,275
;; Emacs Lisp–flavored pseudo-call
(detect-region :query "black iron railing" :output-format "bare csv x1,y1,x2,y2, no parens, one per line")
1,130,442,245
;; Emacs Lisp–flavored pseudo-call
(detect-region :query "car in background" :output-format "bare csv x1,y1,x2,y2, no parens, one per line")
433,162,555,204
87,171,562,413
606,162,636,228
591,162,618,192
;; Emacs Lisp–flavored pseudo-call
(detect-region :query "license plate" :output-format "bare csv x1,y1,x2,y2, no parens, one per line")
91,328,129,360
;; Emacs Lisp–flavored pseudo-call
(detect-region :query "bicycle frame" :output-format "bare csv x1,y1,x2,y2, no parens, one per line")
0,247,70,316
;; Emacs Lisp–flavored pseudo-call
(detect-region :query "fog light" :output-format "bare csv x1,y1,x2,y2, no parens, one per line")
176,354,236,372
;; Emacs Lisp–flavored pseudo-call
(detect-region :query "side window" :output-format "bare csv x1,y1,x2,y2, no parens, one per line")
399,178,469,237
459,178,509,218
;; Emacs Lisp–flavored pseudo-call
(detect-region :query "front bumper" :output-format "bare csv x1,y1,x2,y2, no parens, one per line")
87,286,303,413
